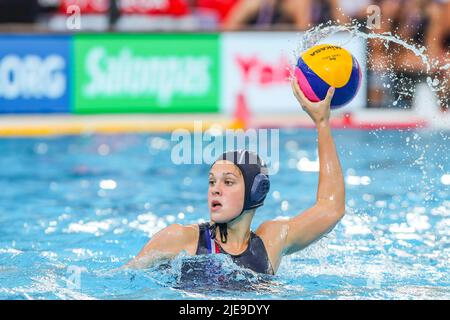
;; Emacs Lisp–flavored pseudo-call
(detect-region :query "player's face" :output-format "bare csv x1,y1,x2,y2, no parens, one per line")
208,161,245,223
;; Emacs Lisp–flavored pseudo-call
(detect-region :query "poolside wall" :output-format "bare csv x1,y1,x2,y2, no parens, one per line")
0,32,367,115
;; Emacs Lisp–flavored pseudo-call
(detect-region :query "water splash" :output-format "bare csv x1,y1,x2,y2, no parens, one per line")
291,21,449,109
142,252,278,296
294,22,432,71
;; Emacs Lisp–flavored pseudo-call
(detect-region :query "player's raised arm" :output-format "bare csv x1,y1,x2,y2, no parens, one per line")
283,79,346,254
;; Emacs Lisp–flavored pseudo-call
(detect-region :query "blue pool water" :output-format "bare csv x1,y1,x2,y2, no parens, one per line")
0,129,449,300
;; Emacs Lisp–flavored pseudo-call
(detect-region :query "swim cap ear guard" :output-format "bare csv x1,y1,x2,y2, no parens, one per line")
209,150,270,243
251,173,270,205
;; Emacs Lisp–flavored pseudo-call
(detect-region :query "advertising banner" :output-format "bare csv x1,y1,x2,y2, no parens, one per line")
0,35,71,113
73,33,220,113
221,32,367,115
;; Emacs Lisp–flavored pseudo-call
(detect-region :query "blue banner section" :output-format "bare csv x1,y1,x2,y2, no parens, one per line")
0,35,71,113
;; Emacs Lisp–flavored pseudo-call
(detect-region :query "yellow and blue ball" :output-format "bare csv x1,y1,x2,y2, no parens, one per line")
294,44,362,109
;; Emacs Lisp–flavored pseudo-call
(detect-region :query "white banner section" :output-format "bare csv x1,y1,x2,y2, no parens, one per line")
221,32,367,115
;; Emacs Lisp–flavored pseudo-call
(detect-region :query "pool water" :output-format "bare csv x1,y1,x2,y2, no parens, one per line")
0,128,449,300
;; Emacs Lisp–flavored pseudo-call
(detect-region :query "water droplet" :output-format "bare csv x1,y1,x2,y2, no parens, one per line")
98,144,110,156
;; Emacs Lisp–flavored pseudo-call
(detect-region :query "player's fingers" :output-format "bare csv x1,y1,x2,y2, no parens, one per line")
291,78,308,106
324,86,335,104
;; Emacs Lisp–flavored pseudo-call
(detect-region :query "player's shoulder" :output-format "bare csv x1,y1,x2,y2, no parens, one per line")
255,218,290,241
255,218,291,273
161,223,200,254
164,223,199,241
164,223,199,238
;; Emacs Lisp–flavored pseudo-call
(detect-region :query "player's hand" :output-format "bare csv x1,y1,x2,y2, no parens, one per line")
291,78,335,126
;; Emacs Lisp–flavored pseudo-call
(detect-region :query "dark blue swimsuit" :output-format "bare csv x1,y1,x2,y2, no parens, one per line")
195,223,274,275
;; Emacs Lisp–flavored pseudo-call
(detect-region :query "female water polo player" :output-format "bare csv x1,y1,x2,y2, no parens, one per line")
125,81,345,275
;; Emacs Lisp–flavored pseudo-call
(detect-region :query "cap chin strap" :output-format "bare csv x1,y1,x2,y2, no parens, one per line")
209,223,228,243
209,203,262,243
209,207,243,244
